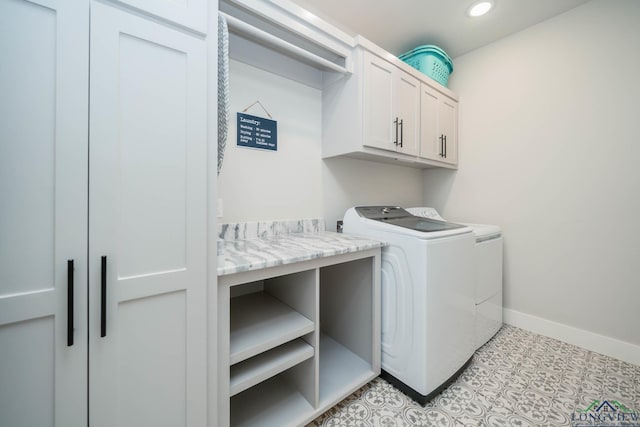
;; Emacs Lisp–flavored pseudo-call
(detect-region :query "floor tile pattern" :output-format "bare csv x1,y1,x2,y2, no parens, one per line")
308,325,640,426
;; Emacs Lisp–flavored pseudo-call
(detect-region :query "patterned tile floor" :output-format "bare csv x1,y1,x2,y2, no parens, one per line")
308,325,640,427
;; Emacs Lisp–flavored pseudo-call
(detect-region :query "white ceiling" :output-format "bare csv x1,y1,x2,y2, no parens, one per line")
287,0,591,58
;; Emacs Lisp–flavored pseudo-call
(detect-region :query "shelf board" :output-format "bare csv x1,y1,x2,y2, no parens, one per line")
230,339,314,396
231,375,314,427
318,334,377,408
230,292,315,365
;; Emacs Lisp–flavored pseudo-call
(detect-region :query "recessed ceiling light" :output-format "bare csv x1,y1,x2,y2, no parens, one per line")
468,1,493,17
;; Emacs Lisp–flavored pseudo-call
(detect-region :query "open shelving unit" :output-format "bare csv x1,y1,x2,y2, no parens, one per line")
218,249,381,427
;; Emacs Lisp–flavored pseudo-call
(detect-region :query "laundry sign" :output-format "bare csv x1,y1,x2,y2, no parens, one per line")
236,112,277,151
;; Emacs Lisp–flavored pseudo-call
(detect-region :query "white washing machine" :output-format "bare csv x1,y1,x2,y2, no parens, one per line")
343,206,476,404
407,207,503,350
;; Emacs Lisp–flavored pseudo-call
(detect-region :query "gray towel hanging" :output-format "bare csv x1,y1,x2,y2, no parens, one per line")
218,13,230,175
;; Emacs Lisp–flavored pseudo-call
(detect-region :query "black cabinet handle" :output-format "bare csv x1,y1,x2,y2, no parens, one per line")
444,135,447,158
439,135,444,157
393,117,399,145
67,260,74,347
399,119,404,147
101,256,107,338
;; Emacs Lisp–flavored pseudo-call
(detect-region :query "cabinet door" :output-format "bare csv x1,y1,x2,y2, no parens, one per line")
395,71,420,156
0,1,88,427
439,97,458,165
419,84,441,161
89,3,207,427
420,84,458,165
363,51,395,152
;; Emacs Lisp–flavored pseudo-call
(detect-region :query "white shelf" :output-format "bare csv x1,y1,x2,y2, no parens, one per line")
230,375,314,427
318,334,376,408
221,11,349,74
230,339,314,396
230,292,314,364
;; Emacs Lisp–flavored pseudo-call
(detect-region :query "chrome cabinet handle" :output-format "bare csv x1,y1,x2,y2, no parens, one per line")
393,117,399,145
399,119,404,147
444,135,447,158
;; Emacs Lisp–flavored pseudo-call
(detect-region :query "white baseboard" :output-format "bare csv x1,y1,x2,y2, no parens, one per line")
503,308,640,366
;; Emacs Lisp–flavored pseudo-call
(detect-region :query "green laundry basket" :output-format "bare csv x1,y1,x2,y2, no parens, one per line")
399,45,454,87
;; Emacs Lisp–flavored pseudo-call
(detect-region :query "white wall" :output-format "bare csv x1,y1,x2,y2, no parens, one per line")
322,157,424,230
218,59,323,222
424,0,640,347
219,59,424,228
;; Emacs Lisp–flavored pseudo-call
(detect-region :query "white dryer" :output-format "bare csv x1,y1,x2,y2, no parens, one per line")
343,206,476,404
407,208,503,349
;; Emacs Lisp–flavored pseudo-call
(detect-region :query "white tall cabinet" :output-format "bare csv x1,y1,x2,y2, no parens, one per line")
0,0,212,426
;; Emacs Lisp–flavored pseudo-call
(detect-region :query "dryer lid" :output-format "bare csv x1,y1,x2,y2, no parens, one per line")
355,206,466,233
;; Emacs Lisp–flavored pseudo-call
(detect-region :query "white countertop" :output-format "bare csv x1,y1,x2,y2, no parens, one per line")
218,231,385,276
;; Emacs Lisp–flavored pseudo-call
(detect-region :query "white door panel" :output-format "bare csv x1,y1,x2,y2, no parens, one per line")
0,317,55,427
363,52,394,151
89,3,207,426
419,84,458,165
117,291,188,426
0,0,56,295
111,0,207,34
439,98,458,164
420,84,440,160
0,0,88,426
116,32,189,278
396,72,420,156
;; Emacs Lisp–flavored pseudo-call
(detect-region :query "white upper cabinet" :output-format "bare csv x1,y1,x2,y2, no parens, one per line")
0,0,89,426
110,0,207,34
89,3,208,426
363,52,420,156
323,37,458,169
420,83,458,165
